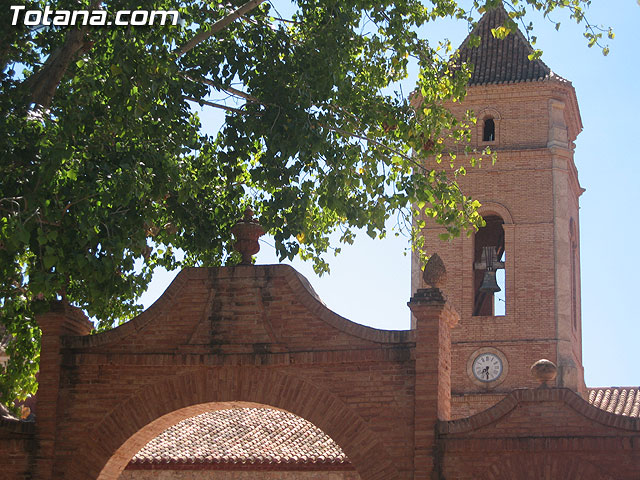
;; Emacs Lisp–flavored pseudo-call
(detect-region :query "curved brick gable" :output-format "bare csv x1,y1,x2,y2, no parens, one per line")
439,388,640,478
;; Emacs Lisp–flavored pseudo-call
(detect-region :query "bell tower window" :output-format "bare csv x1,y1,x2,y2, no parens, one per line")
483,118,495,142
473,215,506,316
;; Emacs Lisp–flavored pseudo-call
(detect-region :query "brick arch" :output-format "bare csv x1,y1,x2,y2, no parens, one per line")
481,454,614,480
66,367,400,480
478,107,502,122
477,201,513,225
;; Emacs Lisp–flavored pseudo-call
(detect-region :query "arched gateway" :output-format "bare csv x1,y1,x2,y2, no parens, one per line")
77,369,394,480
4,262,640,479
31,264,453,480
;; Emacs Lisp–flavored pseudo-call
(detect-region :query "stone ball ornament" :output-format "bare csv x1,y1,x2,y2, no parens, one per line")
531,359,557,387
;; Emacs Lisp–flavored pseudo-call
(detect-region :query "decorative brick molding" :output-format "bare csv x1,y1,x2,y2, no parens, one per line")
280,266,414,344
0,416,36,435
440,387,640,435
121,471,360,480
64,266,413,351
476,202,513,225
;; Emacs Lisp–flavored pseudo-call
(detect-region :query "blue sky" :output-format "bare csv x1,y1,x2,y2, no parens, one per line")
141,1,640,389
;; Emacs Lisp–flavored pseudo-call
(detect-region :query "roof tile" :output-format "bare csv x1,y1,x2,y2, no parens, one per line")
130,407,348,466
588,387,640,418
457,4,557,86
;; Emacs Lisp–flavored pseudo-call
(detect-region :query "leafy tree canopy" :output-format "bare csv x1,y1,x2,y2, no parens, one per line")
0,0,607,407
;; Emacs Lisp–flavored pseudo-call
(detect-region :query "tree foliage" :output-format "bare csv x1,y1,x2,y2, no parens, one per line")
0,0,606,407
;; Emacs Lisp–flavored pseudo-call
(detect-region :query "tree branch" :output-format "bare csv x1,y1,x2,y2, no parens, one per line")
183,96,246,114
23,0,100,109
181,73,261,103
183,77,423,170
323,123,426,172
176,0,266,57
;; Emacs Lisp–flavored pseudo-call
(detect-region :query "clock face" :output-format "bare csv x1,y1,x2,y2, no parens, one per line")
472,353,503,382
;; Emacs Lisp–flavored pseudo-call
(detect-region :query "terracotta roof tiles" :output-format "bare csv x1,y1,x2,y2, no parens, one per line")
457,4,560,86
129,407,348,466
588,387,640,418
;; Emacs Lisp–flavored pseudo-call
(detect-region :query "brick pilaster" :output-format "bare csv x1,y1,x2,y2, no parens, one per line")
409,288,459,479
35,301,92,480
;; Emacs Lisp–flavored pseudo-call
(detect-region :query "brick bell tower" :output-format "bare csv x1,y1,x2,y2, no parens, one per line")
411,5,586,418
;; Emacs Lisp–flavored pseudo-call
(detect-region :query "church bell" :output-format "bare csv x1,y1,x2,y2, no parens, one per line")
479,268,501,293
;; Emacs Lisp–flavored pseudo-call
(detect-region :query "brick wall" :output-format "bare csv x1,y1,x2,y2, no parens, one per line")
0,420,36,480
30,266,423,480
439,389,640,479
4,262,640,480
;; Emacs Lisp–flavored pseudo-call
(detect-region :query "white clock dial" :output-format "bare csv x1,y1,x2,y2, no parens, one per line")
472,353,503,382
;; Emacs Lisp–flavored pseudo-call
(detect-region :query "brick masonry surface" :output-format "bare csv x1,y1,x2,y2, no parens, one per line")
0,418,35,480
16,265,429,480
2,264,640,479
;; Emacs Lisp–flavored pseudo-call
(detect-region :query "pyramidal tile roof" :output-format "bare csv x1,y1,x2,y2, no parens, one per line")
588,387,640,418
129,407,349,467
458,4,557,86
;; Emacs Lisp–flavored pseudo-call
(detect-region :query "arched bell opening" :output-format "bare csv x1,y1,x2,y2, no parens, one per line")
473,215,506,317
476,109,501,146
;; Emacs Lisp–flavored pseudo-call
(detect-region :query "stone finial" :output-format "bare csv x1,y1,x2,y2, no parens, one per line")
230,207,265,265
531,359,557,387
422,253,447,289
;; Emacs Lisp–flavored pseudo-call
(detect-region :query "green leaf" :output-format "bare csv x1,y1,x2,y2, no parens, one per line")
528,50,543,61
491,26,511,40
43,255,57,269
16,228,30,245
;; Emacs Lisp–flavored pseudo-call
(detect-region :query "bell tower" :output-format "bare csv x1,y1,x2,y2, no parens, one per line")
412,5,586,418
